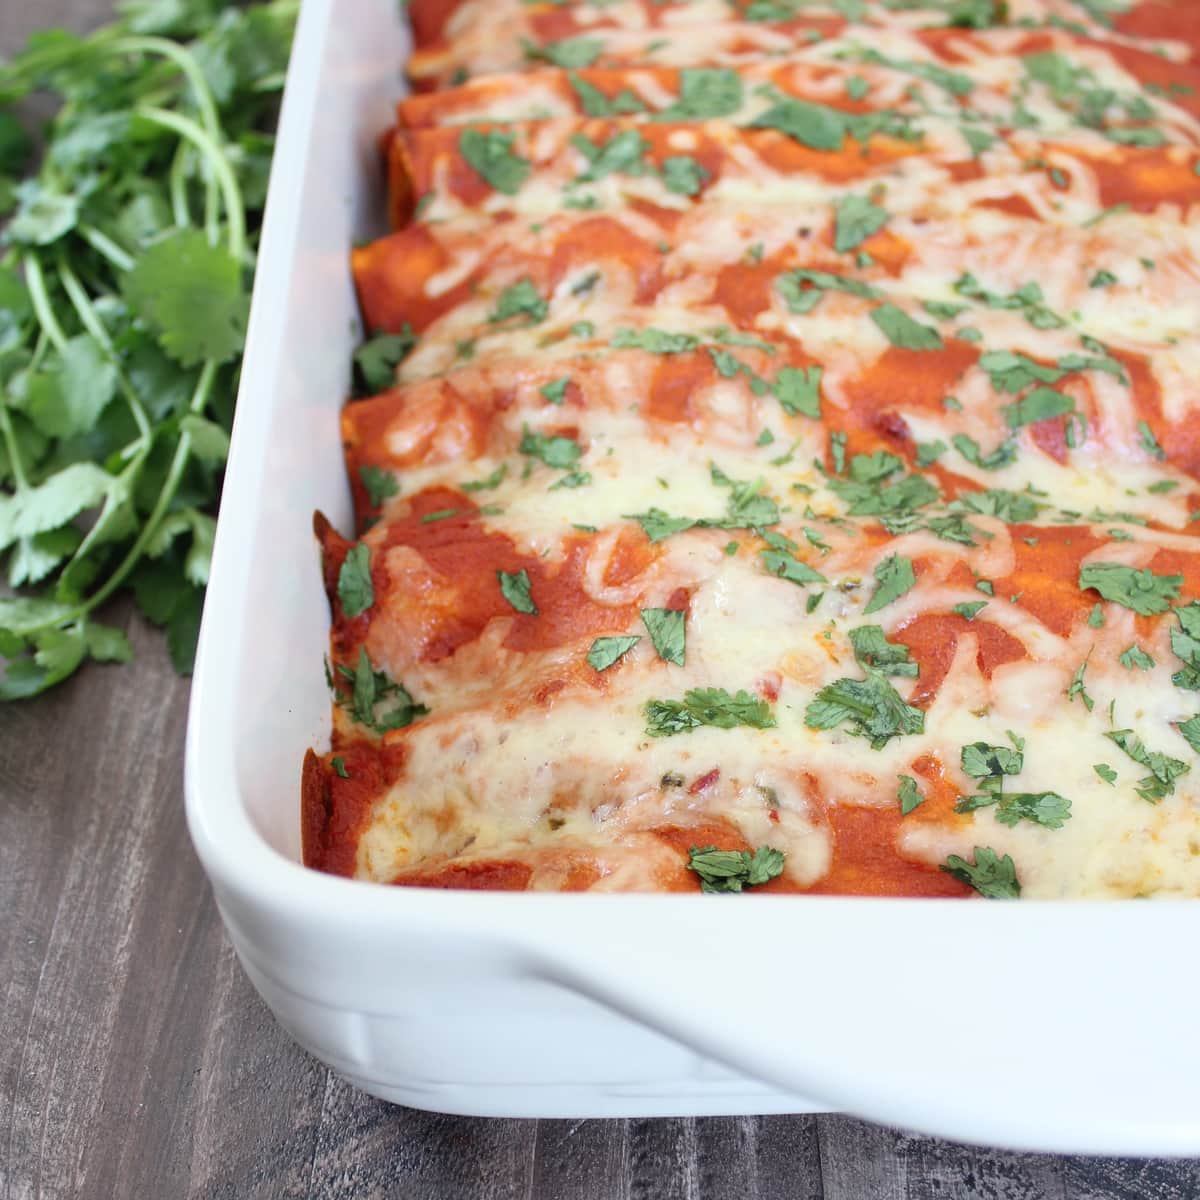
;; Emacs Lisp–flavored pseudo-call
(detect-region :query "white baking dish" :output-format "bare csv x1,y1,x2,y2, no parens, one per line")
184,0,1200,1151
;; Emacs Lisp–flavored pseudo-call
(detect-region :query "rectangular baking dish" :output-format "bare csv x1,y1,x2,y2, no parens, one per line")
184,0,1200,1152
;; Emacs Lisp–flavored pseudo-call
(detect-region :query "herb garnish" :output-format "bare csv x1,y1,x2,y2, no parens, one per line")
645,688,776,736
941,847,1021,898
686,845,785,893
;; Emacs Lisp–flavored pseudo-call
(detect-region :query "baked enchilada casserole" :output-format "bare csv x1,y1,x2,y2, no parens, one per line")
303,0,1200,898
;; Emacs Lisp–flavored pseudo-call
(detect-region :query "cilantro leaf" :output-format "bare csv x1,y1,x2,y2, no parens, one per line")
566,73,645,118
870,304,944,351
1177,715,1200,756
626,508,698,542
611,327,698,354
656,68,743,120
489,278,548,324
459,128,531,194
834,194,888,252
773,365,822,418
953,601,988,621
645,687,776,736
359,465,398,507
1003,386,1074,429
941,847,1021,898
686,844,785,893
864,554,916,614
641,607,686,666
1119,644,1155,671
498,568,538,614
750,98,845,150
121,228,247,366
961,740,1024,778
776,269,879,315
571,129,650,183
26,334,118,439
587,634,640,671
898,774,925,814
353,326,416,395
540,377,570,405
1170,602,1200,690
522,35,602,68
660,155,709,196
805,672,925,749
760,544,826,587
519,426,582,470
337,544,374,618
1105,728,1189,802
1078,562,1182,616
849,625,918,678
337,646,428,733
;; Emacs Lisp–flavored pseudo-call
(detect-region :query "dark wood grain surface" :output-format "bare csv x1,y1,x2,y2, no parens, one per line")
4,4,1200,1197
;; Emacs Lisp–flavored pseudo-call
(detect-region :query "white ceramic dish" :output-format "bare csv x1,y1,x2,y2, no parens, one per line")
185,0,1200,1151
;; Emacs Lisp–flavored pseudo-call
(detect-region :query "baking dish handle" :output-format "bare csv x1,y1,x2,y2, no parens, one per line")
519,897,1200,1156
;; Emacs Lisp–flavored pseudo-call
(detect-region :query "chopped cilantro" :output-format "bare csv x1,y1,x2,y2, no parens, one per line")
1003,386,1074,429
953,601,988,621
655,68,743,121
566,72,645,118
571,129,650,183
497,568,538,614
686,845,785,893
461,464,508,493
587,634,640,671
1119,644,1155,671
489,278,547,325
834,194,889,253
336,646,428,734
805,672,924,749
749,97,846,150
864,553,916,614
1170,602,1200,690
1094,762,1118,785
776,268,879,314
660,155,709,196
1105,728,1189,803
540,377,570,405
941,847,1020,898
611,327,698,353
522,35,602,68
870,303,943,351
1078,562,1181,616
642,607,686,666
331,756,349,779
359,466,398,507
1067,660,1095,711
337,544,374,618
898,774,925,814
519,426,582,470
353,326,417,395
460,129,531,194
773,365,823,418
849,625,918,677
645,687,776,736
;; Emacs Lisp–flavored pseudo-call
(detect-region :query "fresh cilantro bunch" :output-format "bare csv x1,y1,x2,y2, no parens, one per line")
0,0,297,698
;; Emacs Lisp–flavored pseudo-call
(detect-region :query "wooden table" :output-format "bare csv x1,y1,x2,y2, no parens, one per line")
4,4,1200,1197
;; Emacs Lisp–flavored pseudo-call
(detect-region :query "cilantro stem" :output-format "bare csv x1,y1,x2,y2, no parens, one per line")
76,224,135,273
71,360,218,620
56,259,154,445
22,254,69,354
0,403,30,493
136,107,246,261
169,141,193,228
110,36,223,140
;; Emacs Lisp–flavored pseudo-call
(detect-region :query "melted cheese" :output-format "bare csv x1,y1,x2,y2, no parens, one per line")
305,0,1200,898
